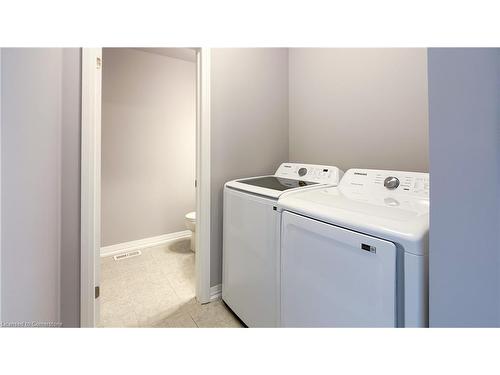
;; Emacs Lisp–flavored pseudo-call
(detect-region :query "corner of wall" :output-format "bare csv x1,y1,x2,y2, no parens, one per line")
0,48,3,323
286,48,291,162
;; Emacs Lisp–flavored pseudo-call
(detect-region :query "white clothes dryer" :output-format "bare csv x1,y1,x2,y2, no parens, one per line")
278,169,430,327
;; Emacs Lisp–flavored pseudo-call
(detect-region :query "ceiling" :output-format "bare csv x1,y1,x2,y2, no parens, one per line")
133,48,197,62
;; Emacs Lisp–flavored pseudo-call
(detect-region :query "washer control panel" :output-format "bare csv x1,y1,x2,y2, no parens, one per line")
275,163,344,185
341,169,429,198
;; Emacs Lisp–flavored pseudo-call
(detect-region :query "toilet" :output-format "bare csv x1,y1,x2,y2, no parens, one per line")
184,211,196,252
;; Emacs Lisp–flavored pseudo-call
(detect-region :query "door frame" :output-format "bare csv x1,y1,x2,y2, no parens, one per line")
80,48,102,328
80,47,212,328
0,48,3,324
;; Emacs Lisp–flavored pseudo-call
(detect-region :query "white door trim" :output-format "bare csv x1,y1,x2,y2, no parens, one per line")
81,47,212,327
80,48,102,328
0,48,3,323
196,48,212,304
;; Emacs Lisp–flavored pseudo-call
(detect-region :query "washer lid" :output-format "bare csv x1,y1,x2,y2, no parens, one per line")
225,163,344,199
226,176,318,199
237,176,317,191
278,168,430,255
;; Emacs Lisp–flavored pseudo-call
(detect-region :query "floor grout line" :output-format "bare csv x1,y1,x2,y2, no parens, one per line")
191,314,200,328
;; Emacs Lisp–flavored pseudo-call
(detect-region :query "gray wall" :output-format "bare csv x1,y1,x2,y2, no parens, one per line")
210,48,289,286
289,48,429,172
60,49,82,327
428,48,500,327
1,48,81,326
101,48,196,247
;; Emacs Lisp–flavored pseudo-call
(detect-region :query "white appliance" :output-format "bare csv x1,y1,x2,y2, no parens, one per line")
278,169,430,327
222,163,344,327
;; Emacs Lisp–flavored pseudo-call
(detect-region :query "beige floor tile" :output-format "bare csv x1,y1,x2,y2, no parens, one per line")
100,256,122,282
99,237,243,328
168,259,196,302
187,299,244,328
152,311,198,328
99,299,139,328
169,280,196,303
134,292,183,327
150,239,194,276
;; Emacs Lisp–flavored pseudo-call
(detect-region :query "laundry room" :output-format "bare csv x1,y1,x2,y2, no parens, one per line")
1,47,498,331
95,48,429,327
3,4,500,373
212,48,429,327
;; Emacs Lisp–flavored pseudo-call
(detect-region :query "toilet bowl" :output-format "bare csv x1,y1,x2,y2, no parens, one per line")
185,211,196,252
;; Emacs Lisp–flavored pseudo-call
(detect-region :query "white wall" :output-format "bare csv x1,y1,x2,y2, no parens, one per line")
210,48,289,286
289,48,429,172
1,49,81,325
428,48,500,327
101,48,196,247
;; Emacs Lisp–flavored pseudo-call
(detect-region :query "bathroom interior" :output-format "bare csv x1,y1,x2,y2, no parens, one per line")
99,48,240,327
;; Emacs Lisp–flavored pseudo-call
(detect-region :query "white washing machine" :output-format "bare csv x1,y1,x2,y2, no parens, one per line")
222,163,344,327
278,169,430,327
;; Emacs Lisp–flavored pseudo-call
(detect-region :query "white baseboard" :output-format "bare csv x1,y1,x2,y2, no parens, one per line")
210,284,222,302
100,230,192,258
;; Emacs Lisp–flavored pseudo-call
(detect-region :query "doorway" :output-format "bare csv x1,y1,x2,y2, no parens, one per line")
80,48,212,327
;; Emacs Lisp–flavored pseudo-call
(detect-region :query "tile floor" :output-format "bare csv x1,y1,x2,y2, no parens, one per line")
99,237,244,328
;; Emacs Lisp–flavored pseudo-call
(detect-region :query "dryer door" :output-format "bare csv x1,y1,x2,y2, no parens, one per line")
281,211,397,327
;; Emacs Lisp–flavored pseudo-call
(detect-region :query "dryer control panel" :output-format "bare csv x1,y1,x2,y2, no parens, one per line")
275,163,344,185
340,169,429,199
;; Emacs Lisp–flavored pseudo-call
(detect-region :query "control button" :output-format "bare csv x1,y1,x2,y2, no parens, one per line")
384,197,400,206
298,167,307,177
384,176,400,189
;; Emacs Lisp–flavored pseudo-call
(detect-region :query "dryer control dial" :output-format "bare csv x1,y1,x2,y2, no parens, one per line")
298,167,307,177
384,176,400,190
